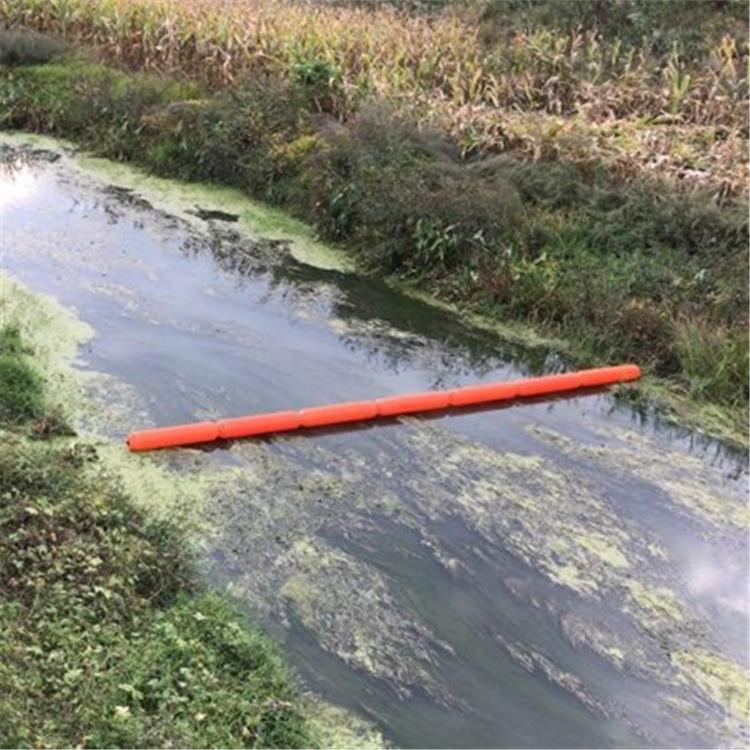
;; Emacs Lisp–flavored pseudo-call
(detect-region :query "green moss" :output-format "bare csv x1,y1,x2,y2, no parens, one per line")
0,274,78,436
0,270,94,416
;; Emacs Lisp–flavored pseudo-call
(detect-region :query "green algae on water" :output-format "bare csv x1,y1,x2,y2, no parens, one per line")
205,440,451,704
624,377,748,452
1,129,78,153
3,129,354,272
528,423,748,531
497,634,612,718
672,650,750,724
405,424,637,599
304,698,386,749
279,536,448,700
624,580,685,629
76,153,355,272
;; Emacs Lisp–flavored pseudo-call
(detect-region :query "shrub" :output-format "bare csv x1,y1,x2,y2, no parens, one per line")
0,27,67,66
301,104,521,272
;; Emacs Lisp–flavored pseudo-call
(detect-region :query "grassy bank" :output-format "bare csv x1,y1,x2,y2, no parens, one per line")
0,318,372,747
0,3,747,442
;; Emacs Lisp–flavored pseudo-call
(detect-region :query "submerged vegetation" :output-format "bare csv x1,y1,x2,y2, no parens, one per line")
0,0,747,441
0,317,366,747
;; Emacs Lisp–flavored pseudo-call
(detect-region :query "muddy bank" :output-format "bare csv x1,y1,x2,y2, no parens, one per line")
2,136,748,748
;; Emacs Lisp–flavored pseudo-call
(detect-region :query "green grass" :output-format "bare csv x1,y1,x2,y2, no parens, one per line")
0,324,71,435
0,325,337,748
0,41,746,440
675,319,750,405
0,325,43,424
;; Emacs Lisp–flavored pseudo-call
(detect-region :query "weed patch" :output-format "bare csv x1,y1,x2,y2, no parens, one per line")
0,324,70,434
0,324,44,424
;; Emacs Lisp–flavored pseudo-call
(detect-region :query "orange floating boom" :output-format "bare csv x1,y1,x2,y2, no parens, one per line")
126,364,640,452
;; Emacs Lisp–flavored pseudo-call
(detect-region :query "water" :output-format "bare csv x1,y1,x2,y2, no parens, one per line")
2,136,748,748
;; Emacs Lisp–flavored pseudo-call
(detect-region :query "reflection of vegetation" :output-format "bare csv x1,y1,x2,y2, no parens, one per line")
177,218,551,380
0,0,747,440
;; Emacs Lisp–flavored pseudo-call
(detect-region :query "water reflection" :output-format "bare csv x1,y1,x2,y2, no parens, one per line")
0,143,54,208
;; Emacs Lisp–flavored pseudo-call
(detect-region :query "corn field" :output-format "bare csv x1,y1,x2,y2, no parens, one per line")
1,0,747,197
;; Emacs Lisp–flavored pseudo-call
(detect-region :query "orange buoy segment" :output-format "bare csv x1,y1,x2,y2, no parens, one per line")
218,410,300,439
517,371,583,398
450,381,518,407
126,421,218,451
126,364,640,451
376,390,452,416
300,400,378,428
579,364,640,386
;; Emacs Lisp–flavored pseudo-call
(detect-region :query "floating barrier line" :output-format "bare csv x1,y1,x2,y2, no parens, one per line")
126,364,640,452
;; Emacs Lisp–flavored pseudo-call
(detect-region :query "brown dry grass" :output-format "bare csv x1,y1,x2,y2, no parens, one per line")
1,0,747,197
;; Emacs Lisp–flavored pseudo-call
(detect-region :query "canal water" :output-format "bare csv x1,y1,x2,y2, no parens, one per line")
2,134,748,748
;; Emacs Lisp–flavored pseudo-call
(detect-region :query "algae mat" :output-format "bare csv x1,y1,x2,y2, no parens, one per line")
2,134,748,748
